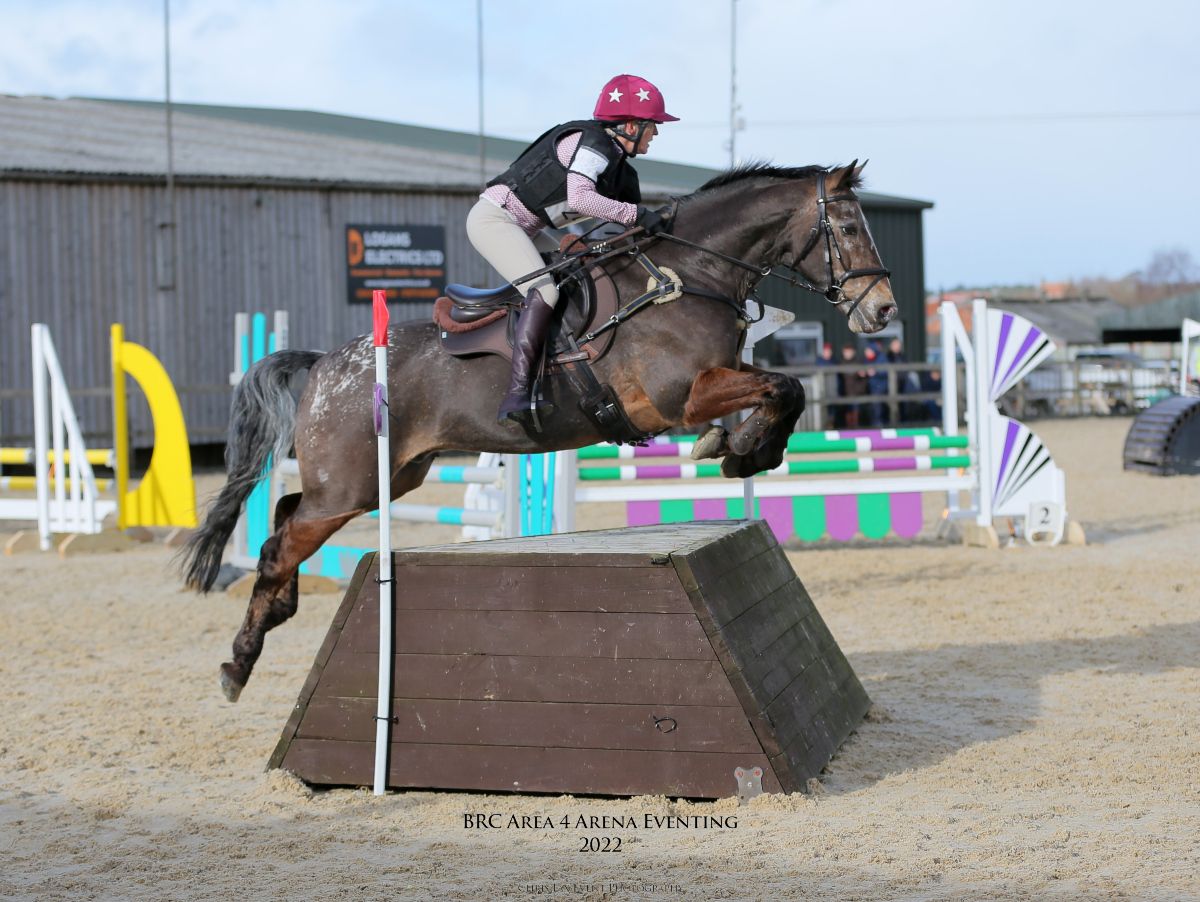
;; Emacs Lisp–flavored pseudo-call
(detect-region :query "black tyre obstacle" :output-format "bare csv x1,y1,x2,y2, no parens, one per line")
1123,395,1200,476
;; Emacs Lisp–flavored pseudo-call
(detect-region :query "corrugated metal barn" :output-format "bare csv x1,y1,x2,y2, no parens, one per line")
0,95,931,447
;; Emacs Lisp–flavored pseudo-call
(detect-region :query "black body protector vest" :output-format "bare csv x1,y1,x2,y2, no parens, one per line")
487,119,641,228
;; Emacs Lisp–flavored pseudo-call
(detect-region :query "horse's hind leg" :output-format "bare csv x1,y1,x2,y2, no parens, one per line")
221,500,361,702
219,456,435,702
266,492,304,628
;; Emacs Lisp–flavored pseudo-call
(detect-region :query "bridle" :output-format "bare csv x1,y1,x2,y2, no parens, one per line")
658,170,891,320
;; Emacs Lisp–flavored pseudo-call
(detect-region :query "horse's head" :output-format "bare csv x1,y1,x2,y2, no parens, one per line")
780,161,897,334
679,162,899,335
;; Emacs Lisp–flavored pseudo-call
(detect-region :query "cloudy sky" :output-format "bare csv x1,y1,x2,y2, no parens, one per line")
2,0,1197,290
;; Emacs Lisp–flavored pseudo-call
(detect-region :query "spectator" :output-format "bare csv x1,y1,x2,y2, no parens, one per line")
920,366,943,421
864,343,889,426
887,337,919,422
815,342,837,429
836,343,868,428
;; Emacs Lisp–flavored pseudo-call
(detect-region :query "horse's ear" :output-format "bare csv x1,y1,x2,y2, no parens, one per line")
831,159,858,190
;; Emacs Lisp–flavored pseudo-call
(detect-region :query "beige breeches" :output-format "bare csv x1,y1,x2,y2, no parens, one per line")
465,199,560,307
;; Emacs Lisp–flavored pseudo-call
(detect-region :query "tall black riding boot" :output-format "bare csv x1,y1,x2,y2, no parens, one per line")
497,290,556,425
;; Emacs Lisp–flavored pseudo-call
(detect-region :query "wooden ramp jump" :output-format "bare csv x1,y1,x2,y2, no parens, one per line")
269,520,869,799
1123,395,1200,476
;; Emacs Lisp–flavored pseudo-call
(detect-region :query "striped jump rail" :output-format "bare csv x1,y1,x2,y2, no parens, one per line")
579,432,968,460
0,476,115,492
572,428,975,544
424,465,503,485
578,453,971,482
650,428,943,442
0,447,117,468
387,503,501,528
278,457,502,486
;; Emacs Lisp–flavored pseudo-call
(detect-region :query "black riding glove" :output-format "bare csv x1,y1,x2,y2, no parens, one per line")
636,205,671,236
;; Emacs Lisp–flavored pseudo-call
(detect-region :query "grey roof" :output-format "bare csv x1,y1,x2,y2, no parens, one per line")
0,95,522,191
0,94,933,207
991,297,1128,346
1097,290,1200,332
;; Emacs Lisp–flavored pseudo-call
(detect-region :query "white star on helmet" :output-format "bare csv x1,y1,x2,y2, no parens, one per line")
608,88,623,103
636,88,651,102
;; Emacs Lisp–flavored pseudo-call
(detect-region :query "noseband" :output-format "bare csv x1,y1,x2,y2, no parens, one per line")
660,170,891,319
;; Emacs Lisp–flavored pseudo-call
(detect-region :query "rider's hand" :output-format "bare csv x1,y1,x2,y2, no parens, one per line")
636,205,672,236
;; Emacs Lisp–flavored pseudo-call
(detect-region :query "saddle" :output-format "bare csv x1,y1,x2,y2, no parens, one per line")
433,262,619,371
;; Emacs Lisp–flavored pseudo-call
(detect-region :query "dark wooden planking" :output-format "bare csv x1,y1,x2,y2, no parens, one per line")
711,579,814,677
750,614,825,702
670,534,824,697
397,522,751,563
392,549,658,569
271,520,869,799
338,609,716,660
717,600,853,717
681,582,826,765
674,541,800,630
801,608,838,655
773,670,872,787
669,520,775,592
379,562,694,613
764,656,861,757
295,696,762,753
267,553,376,770
752,613,851,709
390,523,736,570
314,654,741,707
668,526,870,792
774,716,835,789
815,669,871,739
281,739,782,798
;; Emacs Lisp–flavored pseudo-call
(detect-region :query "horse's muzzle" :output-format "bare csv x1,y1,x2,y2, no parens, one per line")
849,292,898,334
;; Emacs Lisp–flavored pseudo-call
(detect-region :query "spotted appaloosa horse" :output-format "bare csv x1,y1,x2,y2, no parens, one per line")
182,161,898,702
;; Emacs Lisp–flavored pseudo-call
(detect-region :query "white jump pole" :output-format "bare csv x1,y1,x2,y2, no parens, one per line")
940,301,979,522
1181,318,1200,396
970,298,996,527
31,325,51,549
371,290,393,796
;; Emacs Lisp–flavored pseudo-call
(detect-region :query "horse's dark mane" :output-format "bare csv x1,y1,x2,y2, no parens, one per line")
691,162,861,196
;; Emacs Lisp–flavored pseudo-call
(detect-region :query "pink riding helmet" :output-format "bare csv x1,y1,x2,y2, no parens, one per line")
593,74,679,123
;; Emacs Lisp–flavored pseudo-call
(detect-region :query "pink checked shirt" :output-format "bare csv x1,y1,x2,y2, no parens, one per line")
481,131,638,235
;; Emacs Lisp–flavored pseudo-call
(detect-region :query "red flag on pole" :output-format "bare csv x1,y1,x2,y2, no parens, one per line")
372,289,389,347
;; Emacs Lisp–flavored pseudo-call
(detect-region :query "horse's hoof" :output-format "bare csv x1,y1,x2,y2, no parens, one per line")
690,426,729,460
219,664,244,703
729,420,767,456
721,454,755,479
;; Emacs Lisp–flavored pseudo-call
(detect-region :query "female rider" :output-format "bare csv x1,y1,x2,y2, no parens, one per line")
467,73,679,425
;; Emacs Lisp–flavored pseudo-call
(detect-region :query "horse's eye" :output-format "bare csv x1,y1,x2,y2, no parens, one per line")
841,224,859,237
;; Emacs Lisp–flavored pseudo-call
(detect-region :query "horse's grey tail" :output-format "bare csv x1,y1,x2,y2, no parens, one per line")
180,349,323,592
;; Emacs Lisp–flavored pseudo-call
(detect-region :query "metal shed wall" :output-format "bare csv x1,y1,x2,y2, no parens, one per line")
1,177,493,446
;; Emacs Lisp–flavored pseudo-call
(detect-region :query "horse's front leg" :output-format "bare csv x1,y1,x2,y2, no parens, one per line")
682,366,805,478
